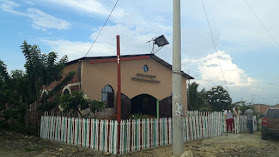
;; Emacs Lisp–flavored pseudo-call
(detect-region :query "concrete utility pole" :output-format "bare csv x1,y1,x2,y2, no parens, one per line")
172,0,184,156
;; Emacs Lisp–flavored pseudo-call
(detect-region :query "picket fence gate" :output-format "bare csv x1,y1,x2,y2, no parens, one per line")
40,111,254,154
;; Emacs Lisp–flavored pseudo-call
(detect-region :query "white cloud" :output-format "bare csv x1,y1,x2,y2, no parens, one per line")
36,0,170,33
0,0,23,15
0,0,71,30
181,51,279,104
41,40,114,61
23,0,34,5
89,24,162,54
41,24,172,61
183,51,257,88
200,52,257,87
26,8,71,30
41,0,124,17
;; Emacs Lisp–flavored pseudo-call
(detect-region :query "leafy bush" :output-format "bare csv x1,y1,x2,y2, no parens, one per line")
107,114,117,120
0,120,9,131
0,120,38,136
129,114,156,119
25,147,36,152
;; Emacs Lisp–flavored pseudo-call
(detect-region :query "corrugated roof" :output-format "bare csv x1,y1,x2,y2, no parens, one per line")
66,54,194,79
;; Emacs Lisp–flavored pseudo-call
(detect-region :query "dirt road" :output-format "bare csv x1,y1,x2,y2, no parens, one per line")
0,131,278,157
122,132,279,157
0,131,107,157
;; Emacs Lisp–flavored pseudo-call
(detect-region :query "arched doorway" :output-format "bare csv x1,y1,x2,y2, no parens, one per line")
121,94,131,120
159,96,172,117
131,94,157,117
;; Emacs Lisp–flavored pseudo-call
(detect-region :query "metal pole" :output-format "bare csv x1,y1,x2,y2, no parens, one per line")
172,0,184,156
116,35,121,155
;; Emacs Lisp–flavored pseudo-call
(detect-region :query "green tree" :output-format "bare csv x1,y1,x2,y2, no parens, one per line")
0,60,9,82
234,101,254,115
1,41,75,123
58,91,105,118
21,41,69,105
0,61,27,122
0,41,77,134
20,41,77,112
205,85,232,111
0,60,9,113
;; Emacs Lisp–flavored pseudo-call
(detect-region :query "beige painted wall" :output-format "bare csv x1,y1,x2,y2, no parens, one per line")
44,62,80,91
81,58,188,112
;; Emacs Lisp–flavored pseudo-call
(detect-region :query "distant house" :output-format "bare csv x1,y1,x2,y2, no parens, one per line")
43,54,193,119
254,104,271,115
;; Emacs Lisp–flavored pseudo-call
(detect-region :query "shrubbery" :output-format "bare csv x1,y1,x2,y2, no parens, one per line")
129,114,156,119
0,120,37,135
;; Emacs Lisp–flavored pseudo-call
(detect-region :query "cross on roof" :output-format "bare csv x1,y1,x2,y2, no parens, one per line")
89,55,150,64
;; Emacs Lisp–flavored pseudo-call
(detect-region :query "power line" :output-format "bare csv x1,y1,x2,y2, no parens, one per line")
84,0,120,57
73,0,119,91
243,0,279,47
201,0,228,91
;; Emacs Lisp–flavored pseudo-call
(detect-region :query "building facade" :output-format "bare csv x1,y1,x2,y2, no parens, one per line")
44,54,193,119
254,104,279,115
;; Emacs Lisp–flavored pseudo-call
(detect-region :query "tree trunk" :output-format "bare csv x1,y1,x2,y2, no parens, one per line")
76,108,83,118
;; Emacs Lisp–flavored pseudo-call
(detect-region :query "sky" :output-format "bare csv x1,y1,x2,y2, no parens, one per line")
0,0,278,105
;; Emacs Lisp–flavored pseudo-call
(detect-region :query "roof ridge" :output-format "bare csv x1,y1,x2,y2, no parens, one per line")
66,54,194,79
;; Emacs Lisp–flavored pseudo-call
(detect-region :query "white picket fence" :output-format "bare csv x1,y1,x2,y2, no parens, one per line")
118,111,224,154
40,116,118,154
233,116,257,133
40,111,255,154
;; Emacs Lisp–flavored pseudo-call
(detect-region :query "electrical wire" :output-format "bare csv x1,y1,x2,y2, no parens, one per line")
243,0,279,47
153,46,163,54
201,0,228,91
74,0,119,90
84,0,120,57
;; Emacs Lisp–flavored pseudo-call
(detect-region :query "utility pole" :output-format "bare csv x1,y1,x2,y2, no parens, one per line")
172,0,184,156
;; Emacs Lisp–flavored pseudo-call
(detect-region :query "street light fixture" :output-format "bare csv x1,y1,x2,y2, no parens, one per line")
154,35,169,47
147,35,169,54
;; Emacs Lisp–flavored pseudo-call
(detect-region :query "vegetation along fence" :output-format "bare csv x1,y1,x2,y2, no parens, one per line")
40,111,256,154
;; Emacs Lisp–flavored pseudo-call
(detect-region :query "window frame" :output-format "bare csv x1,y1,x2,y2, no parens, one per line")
101,85,114,108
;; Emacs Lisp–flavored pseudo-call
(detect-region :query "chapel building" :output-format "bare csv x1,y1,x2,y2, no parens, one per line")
43,54,193,119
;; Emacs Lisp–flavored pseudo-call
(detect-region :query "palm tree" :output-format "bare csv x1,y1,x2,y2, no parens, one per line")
188,82,205,110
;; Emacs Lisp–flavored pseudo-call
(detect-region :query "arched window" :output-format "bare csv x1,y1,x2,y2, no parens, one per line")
41,90,48,99
63,88,70,95
41,92,48,101
101,85,114,108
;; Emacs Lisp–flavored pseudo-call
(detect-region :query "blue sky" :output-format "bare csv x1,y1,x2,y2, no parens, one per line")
0,0,278,105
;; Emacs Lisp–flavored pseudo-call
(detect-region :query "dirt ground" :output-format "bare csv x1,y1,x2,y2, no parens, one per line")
0,131,278,157
122,132,279,157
